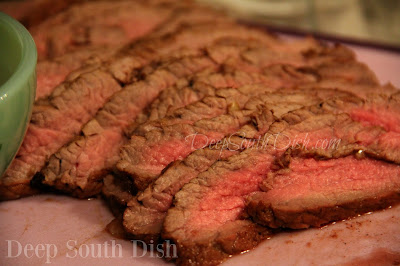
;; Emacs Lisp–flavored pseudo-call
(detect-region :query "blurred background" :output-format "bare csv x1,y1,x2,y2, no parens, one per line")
198,0,400,48
0,0,399,48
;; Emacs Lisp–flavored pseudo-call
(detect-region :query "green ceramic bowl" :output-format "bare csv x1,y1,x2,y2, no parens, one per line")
0,12,37,176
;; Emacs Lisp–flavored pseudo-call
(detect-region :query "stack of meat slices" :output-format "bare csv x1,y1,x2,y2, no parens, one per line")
1,0,399,265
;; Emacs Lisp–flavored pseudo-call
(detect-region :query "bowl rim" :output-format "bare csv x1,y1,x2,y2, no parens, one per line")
0,12,37,97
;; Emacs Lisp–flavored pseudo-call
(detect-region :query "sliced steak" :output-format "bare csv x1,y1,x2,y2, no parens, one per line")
246,156,400,230
117,85,299,191
38,32,326,198
33,0,234,99
36,47,117,100
108,23,281,83
103,46,354,207
38,53,218,197
35,37,283,198
0,70,121,200
123,89,355,242
101,63,318,206
115,41,361,192
161,108,398,265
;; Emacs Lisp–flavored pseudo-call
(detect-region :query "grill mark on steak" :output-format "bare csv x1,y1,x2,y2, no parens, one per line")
38,53,218,197
122,89,355,242
0,70,121,200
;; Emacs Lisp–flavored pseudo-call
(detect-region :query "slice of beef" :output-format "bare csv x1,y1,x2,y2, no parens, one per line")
349,91,400,133
161,108,398,265
147,2,234,38
36,46,117,100
297,61,380,96
122,89,355,242
108,23,281,84
162,145,277,265
30,0,172,59
124,148,240,242
0,70,121,200
244,92,400,229
37,53,218,197
111,34,359,86
287,91,400,163
117,85,291,191
246,156,400,230
315,61,379,86
298,80,394,99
